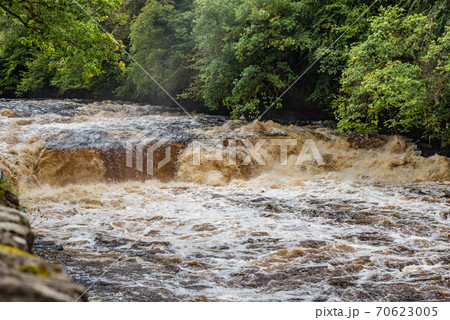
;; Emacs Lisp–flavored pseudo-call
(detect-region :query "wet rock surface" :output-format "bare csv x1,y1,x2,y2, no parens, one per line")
0,206,33,252
0,188,87,301
0,99,83,117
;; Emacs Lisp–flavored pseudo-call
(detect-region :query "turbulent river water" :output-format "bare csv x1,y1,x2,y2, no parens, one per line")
0,99,449,301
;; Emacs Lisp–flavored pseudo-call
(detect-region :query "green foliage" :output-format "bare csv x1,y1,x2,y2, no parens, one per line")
186,0,382,118
187,0,308,118
401,0,449,35
117,0,194,100
298,0,376,104
0,0,125,94
333,6,449,140
0,17,32,95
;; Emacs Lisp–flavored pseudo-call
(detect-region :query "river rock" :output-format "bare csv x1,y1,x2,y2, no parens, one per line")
0,189,20,212
0,197,87,301
0,206,33,251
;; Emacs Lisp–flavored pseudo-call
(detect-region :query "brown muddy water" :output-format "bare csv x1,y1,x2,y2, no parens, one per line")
0,99,449,302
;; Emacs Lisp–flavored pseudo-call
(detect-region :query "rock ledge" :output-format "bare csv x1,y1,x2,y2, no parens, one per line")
0,189,87,301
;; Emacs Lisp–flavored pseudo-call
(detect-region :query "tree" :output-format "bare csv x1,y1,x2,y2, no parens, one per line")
117,0,195,101
187,0,310,118
186,0,381,118
0,16,32,95
401,0,449,35
333,6,449,141
297,0,376,105
0,0,125,94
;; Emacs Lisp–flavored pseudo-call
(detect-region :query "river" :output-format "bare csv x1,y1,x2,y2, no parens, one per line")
0,99,449,301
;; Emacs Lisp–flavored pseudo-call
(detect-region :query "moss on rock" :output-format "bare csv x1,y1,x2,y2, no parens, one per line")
0,244,35,258
0,173,21,210
19,265,51,277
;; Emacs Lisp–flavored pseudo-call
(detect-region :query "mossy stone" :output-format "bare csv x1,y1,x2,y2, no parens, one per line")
19,265,52,277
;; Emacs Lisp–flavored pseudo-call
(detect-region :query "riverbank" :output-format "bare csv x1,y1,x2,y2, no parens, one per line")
0,171,87,302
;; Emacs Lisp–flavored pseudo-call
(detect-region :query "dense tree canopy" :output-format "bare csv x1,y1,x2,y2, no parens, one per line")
333,7,449,140
0,0,125,94
117,0,195,101
0,0,448,141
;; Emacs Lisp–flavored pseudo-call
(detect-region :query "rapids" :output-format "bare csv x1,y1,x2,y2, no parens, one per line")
0,99,449,301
